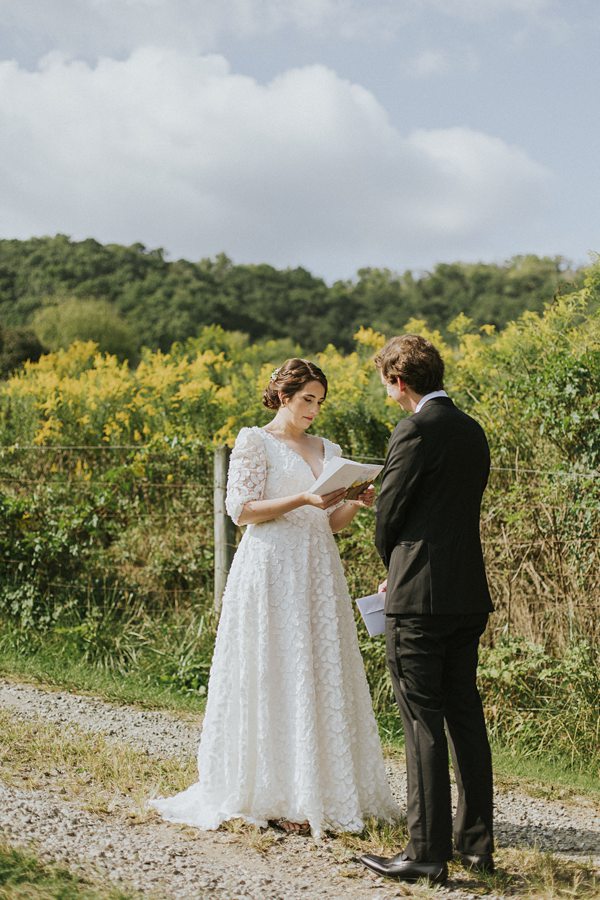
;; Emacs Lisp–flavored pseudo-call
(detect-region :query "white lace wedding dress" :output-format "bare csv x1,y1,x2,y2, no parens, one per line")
150,426,399,837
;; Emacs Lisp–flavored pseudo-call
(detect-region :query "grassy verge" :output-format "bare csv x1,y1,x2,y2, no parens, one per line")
492,745,600,801
380,735,600,802
0,839,138,899
0,631,206,717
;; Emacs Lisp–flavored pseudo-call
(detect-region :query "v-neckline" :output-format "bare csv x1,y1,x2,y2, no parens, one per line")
261,428,326,481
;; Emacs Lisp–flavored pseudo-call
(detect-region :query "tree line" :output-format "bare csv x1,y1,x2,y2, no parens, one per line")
0,234,584,375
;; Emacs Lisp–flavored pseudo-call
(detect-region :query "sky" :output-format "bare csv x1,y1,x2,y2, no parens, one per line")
0,0,598,281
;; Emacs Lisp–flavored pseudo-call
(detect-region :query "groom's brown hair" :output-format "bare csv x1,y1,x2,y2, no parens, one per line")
374,334,444,395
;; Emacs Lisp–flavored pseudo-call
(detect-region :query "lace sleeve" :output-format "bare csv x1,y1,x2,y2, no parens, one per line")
225,428,268,525
324,440,346,517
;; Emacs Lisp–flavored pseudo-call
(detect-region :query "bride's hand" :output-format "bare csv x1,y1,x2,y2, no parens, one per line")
303,488,347,510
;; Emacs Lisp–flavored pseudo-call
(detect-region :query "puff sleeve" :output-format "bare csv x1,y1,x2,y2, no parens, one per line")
225,428,268,525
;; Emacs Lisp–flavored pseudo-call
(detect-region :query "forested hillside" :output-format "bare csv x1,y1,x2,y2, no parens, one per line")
0,236,583,369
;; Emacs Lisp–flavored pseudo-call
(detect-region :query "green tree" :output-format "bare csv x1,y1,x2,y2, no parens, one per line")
0,324,45,378
32,297,139,363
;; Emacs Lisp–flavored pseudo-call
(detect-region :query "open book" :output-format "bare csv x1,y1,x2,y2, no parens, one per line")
310,456,383,500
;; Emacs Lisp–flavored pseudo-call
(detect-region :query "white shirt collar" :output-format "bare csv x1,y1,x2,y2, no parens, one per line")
415,390,449,413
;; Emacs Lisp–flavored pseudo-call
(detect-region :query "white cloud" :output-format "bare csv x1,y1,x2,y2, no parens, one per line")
0,48,553,277
407,128,551,232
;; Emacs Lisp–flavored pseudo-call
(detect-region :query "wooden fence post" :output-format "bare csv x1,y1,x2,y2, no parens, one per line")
213,445,236,611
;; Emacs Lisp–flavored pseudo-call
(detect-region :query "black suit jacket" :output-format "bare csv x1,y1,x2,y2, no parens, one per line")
376,397,493,615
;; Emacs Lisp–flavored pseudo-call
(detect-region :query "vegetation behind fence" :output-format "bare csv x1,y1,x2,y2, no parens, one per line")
0,268,598,770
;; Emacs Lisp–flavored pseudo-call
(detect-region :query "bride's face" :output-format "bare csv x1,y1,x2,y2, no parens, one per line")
281,379,326,430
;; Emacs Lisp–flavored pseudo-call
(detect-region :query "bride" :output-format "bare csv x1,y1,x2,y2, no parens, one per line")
151,358,399,837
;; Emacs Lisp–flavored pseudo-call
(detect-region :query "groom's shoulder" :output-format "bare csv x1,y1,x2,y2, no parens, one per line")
421,398,480,425
415,400,488,441
390,415,421,444
434,403,490,449
450,403,488,437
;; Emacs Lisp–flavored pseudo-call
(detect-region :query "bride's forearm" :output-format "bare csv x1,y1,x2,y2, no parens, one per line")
328,501,360,533
237,493,308,526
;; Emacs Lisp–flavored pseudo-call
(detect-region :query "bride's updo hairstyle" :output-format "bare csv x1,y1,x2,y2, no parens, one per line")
263,358,328,410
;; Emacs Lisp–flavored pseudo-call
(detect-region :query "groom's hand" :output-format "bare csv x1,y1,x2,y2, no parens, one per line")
351,485,376,508
378,579,387,593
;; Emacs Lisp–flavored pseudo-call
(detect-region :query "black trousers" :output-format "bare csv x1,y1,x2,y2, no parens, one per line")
385,613,494,862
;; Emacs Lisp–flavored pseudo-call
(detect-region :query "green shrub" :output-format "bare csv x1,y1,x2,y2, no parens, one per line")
479,638,599,769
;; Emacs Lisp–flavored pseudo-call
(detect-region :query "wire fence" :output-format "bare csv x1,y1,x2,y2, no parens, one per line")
2,443,598,476
1,445,598,641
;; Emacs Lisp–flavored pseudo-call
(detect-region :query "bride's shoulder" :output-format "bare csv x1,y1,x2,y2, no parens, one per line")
233,426,266,450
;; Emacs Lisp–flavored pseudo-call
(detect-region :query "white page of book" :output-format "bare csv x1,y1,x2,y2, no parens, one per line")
310,456,383,495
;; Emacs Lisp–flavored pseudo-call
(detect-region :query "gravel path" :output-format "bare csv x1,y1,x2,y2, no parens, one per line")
0,782,389,900
0,680,200,759
0,678,598,899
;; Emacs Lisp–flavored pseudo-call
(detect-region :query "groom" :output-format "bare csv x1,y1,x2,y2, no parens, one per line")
361,334,494,886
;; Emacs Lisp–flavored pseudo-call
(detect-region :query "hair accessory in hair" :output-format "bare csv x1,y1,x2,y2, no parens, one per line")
270,367,280,381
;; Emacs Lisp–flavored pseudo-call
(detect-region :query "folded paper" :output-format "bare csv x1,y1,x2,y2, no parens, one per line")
355,592,386,636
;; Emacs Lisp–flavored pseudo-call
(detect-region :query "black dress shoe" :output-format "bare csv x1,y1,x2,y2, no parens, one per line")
360,851,448,884
458,852,495,874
